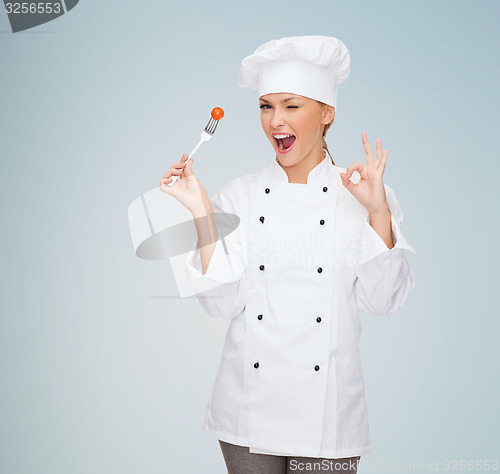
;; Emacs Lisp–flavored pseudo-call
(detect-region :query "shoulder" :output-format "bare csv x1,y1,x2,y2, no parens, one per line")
211,168,265,213
217,170,262,196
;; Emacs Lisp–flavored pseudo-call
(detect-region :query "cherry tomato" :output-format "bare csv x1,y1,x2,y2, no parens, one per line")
211,107,224,120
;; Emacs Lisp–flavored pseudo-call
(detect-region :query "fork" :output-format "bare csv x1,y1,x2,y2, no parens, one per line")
166,116,220,187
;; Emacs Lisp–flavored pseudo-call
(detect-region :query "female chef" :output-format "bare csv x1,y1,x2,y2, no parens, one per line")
160,35,416,474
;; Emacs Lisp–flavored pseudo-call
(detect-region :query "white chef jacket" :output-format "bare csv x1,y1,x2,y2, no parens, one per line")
173,149,416,459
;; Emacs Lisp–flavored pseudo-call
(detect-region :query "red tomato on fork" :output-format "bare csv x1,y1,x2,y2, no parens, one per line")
211,107,224,120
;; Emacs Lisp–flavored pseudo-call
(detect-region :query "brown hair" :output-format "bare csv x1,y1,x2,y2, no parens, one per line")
322,119,335,165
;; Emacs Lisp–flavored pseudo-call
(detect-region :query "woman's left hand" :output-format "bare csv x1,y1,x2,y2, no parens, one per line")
340,131,390,214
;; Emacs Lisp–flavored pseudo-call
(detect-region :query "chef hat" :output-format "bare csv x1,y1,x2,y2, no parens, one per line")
238,35,350,109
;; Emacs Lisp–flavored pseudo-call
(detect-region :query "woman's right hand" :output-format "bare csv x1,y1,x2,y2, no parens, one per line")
159,153,210,215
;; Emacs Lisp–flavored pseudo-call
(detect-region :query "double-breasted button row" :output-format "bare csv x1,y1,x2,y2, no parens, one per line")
256,314,321,322
259,214,325,226
259,264,324,274
254,184,328,374
260,186,328,227
259,215,327,225
254,361,321,371
263,186,328,193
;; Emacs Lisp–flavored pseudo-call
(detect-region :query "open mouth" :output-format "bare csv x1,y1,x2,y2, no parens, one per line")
273,134,296,153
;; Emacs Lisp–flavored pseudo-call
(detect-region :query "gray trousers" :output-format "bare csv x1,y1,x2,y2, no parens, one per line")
219,440,361,474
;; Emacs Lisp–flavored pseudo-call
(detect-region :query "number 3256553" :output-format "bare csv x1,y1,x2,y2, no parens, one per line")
5,3,62,14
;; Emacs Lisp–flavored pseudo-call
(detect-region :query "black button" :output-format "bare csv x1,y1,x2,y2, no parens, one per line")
314,365,320,371
257,314,263,320
317,267,323,273
316,317,322,323
323,187,328,192
254,362,259,368
320,219,325,225
265,188,270,194
259,265,265,271
260,216,265,223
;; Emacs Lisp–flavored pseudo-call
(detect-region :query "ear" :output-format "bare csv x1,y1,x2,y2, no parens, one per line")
322,104,335,124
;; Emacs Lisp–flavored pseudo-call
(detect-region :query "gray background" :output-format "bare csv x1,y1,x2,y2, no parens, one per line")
1,1,498,473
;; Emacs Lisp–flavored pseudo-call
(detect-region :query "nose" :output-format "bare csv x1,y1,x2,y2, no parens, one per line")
270,109,285,129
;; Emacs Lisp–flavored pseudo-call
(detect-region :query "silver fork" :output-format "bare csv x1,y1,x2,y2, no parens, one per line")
167,116,220,187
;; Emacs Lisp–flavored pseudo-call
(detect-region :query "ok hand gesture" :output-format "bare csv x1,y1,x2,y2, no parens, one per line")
340,131,390,215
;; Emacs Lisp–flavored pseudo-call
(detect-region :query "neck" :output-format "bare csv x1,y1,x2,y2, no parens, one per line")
278,143,325,184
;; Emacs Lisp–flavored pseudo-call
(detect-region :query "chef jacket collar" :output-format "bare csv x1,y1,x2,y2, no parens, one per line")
271,148,332,185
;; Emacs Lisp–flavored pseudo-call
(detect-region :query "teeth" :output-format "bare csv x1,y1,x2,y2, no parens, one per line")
274,134,294,139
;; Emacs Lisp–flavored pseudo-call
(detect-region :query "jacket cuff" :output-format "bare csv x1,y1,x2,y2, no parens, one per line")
356,212,417,267
170,233,246,298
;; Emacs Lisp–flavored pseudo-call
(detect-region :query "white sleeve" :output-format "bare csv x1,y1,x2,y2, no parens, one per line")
353,185,417,316
170,186,248,320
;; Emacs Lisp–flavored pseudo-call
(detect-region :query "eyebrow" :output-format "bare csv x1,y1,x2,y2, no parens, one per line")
259,97,300,104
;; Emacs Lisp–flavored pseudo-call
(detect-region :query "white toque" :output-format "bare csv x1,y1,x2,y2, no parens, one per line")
238,35,351,109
